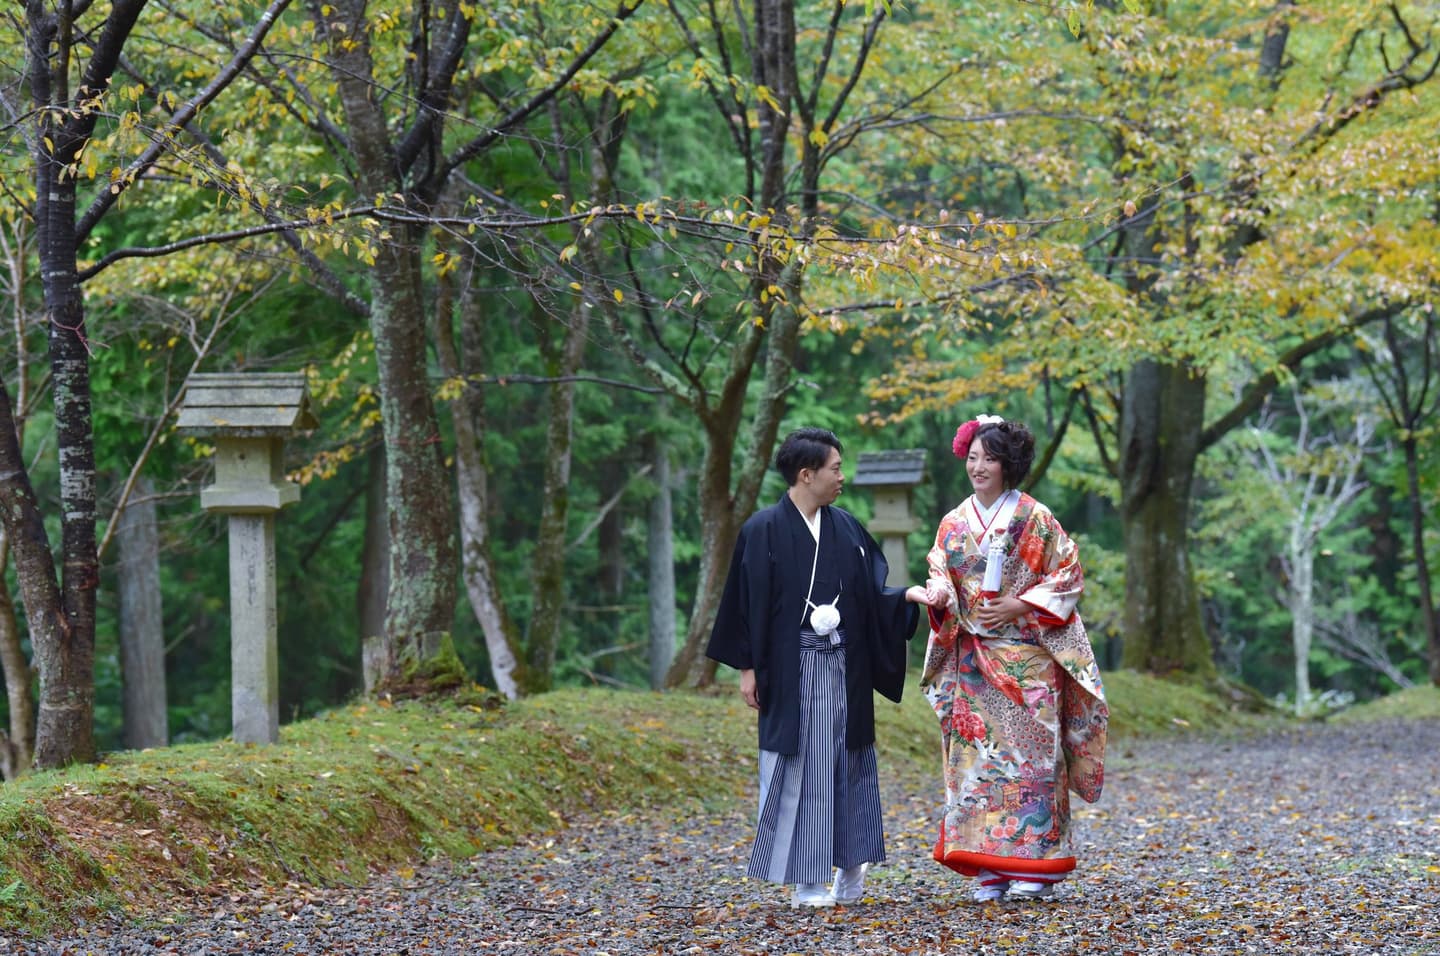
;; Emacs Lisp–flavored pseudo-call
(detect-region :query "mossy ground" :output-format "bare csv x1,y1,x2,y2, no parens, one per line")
0,687,760,935
1327,682,1440,723
0,670,1428,935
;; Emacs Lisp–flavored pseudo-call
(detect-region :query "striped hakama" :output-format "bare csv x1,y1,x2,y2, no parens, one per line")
747,628,886,885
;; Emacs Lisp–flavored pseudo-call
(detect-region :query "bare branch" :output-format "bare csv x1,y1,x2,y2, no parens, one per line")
570,464,653,548
441,0,644,176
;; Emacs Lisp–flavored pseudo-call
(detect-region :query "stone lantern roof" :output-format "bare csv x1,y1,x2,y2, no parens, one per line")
852,449,927,488
175,372,317,437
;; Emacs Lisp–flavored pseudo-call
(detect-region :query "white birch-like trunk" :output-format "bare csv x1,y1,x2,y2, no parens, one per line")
432,246,523,700
1251,385,1375,712
454,422,521,700
1287,538,1315,715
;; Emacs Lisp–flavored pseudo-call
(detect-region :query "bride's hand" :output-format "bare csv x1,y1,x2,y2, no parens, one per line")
906,585,944,607
976,595,1026,629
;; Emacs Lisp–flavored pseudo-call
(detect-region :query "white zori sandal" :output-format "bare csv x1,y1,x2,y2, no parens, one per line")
831,864,867,904
1006,879,1058,901
971,870,1009,902
791,883,836,908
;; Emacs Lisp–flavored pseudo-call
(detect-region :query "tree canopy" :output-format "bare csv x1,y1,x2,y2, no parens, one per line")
0,0,1435,769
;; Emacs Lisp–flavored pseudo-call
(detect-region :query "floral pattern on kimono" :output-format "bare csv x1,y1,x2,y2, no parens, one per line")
920,493,1108,878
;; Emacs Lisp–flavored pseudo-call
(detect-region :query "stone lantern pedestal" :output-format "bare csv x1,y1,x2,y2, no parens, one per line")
176,373,316,745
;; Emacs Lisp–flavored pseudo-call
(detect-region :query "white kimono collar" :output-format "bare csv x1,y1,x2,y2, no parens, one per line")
968,489,1020,542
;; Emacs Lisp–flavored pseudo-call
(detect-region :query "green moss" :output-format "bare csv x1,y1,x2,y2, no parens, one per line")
1328,684,1440,723
399,632,470,693
1099,669,1281,738
0,805,112,927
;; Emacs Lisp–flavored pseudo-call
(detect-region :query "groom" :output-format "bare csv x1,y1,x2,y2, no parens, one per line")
707,427,928,907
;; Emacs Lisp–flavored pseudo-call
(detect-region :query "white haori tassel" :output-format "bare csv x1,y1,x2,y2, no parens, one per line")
808,597,842,645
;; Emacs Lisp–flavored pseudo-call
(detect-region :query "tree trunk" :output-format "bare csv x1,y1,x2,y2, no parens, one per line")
1401,437,1440,686
649,0,877,688
18,0,291,761
520,300,589,693
439,263,524,699
660,322,761,689
0,128,36,781
516,91,631,693
0,377,73,768
325,11,458,685
358,445,390,693
647,434,676,690
1118,359,1215,676
0,534,36,779
1287,543,1314,714
598,460,625,602
666,0,809,686
666,293,805,687
35,260,99,768
665,440,745,686
1363,315,1439,686
1259,0,1296,89
20,0,155,768
117,477,167,749
373,237,459,671
34,151,98,770
1106,0,1293,685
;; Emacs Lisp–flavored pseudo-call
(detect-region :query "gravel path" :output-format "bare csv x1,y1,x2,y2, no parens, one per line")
16,720,1440,955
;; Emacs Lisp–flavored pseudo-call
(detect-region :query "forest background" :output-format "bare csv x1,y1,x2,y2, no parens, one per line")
0,0,1437,775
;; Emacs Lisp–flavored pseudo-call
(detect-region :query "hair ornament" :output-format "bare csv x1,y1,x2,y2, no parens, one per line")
951,414,1005,458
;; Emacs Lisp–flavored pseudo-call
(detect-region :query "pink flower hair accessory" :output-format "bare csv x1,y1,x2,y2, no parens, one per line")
951,414,1004,458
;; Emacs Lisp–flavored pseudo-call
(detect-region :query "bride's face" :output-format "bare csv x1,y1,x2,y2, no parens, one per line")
966,438,1005,499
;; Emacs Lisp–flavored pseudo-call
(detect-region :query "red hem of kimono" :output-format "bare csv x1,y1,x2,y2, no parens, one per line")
932,844,1076,878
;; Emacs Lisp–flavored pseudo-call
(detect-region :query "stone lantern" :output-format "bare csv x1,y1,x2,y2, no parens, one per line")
176,372,316,745
852,449,928,586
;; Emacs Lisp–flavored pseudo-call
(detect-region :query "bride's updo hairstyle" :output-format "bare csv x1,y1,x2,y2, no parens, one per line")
974,420,1036,490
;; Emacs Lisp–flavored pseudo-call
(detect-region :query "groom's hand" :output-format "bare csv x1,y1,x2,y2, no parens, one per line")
740,668,760,711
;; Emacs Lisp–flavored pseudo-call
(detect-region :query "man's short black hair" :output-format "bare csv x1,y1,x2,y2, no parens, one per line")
775,427,842,486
